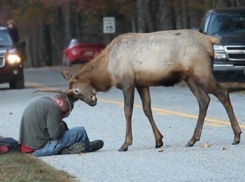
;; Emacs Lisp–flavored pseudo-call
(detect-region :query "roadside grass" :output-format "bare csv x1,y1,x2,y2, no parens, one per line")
0,137,79,182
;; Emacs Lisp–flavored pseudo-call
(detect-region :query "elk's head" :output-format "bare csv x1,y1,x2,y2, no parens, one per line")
61,70,97,106
34,71,97,106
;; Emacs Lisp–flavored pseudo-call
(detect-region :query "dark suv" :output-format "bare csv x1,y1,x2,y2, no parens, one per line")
0,26,26,89
200,7,245,82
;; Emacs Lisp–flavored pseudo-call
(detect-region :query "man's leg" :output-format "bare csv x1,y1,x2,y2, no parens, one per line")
32,126,91,157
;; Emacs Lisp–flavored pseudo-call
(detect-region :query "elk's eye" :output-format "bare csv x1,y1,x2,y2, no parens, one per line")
73,88,80,94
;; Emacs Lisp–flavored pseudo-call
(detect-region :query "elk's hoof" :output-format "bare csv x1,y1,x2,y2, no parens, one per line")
155,144,163,148
232,140,240,145
118,146,128,152
185,143,194,147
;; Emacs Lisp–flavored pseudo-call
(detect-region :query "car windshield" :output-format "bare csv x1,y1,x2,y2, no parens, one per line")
0,31,13,47
207,12,245,36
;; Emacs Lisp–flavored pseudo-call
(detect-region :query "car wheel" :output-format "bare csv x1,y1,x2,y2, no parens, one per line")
9,75,25,89
62,55,72,67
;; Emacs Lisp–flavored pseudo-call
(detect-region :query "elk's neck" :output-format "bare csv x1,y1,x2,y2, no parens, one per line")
91,66,112,92
76,55,113,92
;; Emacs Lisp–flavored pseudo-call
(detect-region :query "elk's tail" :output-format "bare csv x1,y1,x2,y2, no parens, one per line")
204,34,221,58
206,35,221,45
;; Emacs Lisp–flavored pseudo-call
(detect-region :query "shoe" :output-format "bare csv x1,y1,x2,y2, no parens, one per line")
89,140,104,152
60,142,86,155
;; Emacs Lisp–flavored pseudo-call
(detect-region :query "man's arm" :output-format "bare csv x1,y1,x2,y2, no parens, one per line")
61,120,69,130
46,106,67,139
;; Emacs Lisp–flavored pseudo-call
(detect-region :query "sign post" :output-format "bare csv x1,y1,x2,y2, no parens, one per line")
103,17,116,34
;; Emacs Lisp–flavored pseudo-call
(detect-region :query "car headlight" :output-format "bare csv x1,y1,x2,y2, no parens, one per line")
213,45,225,51
7,54,21,64
214,53,227,59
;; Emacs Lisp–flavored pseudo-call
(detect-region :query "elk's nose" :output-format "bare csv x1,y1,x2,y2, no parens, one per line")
91,95,96,102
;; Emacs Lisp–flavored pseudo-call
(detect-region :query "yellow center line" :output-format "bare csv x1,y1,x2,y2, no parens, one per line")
25,81,245,129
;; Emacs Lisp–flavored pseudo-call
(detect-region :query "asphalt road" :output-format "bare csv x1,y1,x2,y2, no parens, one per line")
1,67,245,182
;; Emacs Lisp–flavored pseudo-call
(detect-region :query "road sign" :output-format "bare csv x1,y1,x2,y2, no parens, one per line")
103,17,116,34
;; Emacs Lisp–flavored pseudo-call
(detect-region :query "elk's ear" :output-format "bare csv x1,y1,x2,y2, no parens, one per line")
61,70,76,82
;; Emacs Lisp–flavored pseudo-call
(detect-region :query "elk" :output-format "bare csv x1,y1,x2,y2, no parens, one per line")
36,29,245,152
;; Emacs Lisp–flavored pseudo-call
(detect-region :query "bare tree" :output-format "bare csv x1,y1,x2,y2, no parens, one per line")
182,0,190,29
137,0,146,32
175,0,183,29
158,0,174,30
144,0,154,32
213,0,230,7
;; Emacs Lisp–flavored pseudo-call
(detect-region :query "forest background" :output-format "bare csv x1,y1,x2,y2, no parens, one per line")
0,0,244,67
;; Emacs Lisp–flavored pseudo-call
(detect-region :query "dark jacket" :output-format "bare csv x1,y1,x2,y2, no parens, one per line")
8,26,20,44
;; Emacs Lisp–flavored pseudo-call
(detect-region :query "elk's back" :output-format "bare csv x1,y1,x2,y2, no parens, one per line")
108,29,215,87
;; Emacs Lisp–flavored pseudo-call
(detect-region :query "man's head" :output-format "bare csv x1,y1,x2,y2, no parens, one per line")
7,19,14,29
52,94,74,118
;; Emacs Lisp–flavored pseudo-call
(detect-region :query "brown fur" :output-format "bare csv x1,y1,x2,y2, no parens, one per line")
61,29,244,152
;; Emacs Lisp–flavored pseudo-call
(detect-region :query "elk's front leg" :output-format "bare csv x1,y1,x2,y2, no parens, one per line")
119,84,135,152
136,86,163,148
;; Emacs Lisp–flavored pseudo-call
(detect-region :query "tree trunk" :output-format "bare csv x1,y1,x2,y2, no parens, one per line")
131,15,137,32
182,0,190,29
175,0,183,29
41,25,52,66
214,0,230,7
24,36,32,67
137,0,146,32
49,23,65,66
144,0,154,32
76,11,83,37
64,6,73,42
188,0,204,29
158,0,173,30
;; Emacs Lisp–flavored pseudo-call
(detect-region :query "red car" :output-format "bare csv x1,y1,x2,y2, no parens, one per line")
62,37,104,66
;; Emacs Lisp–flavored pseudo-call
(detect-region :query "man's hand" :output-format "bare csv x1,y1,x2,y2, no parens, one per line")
61,121,69,130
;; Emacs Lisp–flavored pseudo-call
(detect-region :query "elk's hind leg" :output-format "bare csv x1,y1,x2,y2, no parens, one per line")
194,66,242,145
185,77,210,147
137,86,163,148
201,78,242,145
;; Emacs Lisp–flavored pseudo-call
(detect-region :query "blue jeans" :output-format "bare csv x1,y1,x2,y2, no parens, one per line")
32,126,91,157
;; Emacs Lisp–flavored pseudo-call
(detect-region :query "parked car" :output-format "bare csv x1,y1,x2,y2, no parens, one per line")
0,25,26,89
62,37,105,66
199,7,245,82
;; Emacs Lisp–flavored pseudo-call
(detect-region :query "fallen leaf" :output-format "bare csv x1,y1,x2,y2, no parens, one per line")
158,149,163,152
204,142,210,148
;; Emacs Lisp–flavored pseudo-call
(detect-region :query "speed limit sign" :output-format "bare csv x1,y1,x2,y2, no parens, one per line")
103,17,116,34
